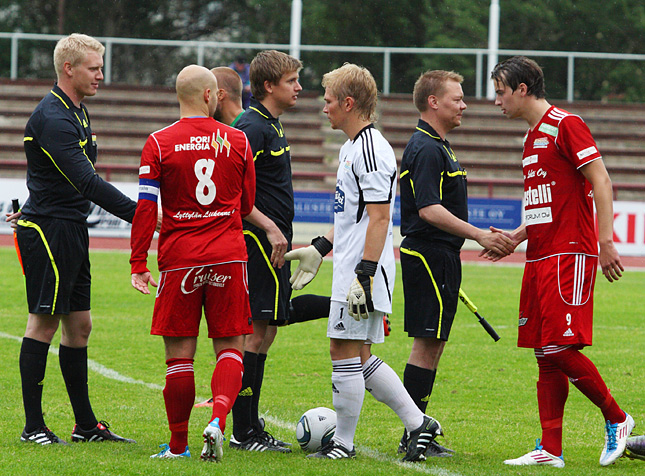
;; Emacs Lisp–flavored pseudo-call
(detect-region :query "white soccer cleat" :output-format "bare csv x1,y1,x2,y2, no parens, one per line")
201,418,224,462
599,412,635,466
150,443,191,459
504,440,564,468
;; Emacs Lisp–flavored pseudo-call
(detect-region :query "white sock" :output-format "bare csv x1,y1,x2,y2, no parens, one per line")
363,355,424,432
331,357,364,450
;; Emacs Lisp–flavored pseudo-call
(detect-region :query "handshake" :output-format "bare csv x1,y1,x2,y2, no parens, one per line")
284,236,376,320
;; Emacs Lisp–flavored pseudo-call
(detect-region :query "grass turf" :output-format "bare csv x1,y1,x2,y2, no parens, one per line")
0,247,643,476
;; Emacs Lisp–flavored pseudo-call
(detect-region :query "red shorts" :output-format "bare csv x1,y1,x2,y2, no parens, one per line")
151,262,253,338
518,254,597,349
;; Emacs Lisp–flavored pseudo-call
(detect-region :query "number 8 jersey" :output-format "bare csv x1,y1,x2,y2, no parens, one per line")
130,117,255,274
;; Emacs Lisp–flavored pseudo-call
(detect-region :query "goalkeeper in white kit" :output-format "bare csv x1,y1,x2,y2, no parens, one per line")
285,63,441,462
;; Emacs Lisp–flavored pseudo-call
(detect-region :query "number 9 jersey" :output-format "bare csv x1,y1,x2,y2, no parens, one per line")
130,117,255,274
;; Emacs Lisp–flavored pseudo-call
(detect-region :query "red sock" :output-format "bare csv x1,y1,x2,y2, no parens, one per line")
210,349,244,433
164,358,195,454
545,347,624,424
536,355,568,456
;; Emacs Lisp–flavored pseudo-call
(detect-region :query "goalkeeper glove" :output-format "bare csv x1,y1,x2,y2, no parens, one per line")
347,259,378,320
284,235,332,290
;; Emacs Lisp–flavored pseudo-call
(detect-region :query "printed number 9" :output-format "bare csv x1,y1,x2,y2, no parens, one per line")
195,159,216,205
566,313,572,326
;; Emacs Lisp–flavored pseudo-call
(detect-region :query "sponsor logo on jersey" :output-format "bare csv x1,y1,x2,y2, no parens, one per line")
525,206,553,226
334,185,345,213
139,165,150,175
563,328,574,337
173,209,234,220
526,168,548,180
175,135,213,152
576,145,598,160
518,317,528,326
522,154,538,167
334,322,345,331
181,266,232,294
212,130,231,157
524,183,552,207
533,137,549,149
538,122,558,137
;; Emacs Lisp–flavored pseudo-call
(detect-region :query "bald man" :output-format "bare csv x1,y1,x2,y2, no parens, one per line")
130,64,256,461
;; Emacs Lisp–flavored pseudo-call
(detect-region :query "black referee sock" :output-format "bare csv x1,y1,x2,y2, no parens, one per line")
403,363,437,413
287,295,331,324
251,353,267,432
59,344,98,430
232,351,257,440
19,337,49,433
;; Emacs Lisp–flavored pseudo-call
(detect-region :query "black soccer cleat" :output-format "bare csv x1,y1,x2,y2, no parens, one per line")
398,428,453,457
257,417,291,447
307,440,356,459
625,435,645,461
402,415,443,462
71,420,135,443
21,426,68,445
229,432,291,453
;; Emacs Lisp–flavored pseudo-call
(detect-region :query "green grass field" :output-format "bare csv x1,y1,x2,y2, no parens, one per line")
0,247,643,476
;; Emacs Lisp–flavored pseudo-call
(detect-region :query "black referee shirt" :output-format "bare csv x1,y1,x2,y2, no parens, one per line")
237,98,294,238
399,119,467,251
21,84,136,224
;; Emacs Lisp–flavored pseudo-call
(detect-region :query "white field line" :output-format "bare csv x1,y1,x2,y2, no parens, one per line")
1,331,464,476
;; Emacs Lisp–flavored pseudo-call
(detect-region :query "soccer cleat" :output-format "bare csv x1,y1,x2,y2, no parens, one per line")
150,443,191,459
307,440,356,459
402,415,443,462
625,435,645,461
397,430,453,457
504,439,565,468
194,398,214,408
201,418,224,462
71,420,136,443
21,426,68,445
257,417,291,447
599,412,635,466
229,432,292,453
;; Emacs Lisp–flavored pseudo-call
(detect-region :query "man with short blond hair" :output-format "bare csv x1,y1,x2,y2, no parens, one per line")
15,33,136,445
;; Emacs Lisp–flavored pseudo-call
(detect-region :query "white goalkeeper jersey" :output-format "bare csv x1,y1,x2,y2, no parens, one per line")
331,124,397,313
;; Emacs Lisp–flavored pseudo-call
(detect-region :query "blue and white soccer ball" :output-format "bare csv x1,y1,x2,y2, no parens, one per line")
295,407,336,452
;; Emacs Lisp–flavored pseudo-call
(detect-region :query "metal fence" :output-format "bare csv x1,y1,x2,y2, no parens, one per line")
3,31,645,101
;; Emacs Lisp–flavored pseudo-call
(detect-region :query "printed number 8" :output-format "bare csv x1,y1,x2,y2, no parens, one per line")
195,158,216,205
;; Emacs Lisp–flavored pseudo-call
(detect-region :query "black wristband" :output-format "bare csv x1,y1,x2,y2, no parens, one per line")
354,259,378,277
311,235,333,257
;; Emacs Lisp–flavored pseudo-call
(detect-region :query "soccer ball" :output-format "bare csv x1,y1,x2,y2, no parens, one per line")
295,407,336,452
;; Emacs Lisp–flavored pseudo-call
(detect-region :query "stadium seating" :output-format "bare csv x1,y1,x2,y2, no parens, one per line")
1,78,644,200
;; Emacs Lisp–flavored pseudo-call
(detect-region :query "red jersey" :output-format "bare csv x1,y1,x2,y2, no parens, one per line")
130,117,255,273
522,106,600,261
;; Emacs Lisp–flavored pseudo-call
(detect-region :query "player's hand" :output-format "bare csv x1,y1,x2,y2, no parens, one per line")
347,260,378,320
284,246,322,290
5,210,21,229
266,226,288,269
599,241,624,282
131,272,158,294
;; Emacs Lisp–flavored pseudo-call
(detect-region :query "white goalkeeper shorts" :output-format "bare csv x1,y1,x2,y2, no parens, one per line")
327,299,385,344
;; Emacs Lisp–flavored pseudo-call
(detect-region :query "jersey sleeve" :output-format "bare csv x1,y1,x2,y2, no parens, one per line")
556,115,602,169
409,142,443,209
352,136,397,204
38,113,137,223
240,136,256,218
129,135,161,275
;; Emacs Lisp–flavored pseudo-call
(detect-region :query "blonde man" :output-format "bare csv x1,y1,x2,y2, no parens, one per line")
286,63,441,462
14,33,136,445
211,66,245,126
397,71,513,456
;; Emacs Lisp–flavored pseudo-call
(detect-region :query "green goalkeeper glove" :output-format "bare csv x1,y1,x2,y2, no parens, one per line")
347,260,378,320
284,236,332,290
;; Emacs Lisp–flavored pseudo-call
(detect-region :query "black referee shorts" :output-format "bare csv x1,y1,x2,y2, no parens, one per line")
244,229,291,324
400,237,461,341
16,216,91,315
